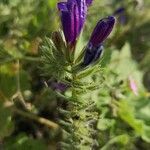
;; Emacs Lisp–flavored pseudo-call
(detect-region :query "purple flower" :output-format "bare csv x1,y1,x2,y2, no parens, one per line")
113,7,125,15
83,16,115,66
89,16,115,47
129,76,138,96
58,0,88,45
48,80,69,93
113,7,126,25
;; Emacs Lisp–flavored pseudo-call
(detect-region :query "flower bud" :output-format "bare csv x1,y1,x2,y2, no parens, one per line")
89,16,115,47
83,16,115,66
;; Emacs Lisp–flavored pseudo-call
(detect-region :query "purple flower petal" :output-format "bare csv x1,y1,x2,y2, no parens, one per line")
86,0,93,6
58,1,79,44
89,16,115,47
113,7,125,15
58,0,88,45
73,1,80,42
113,7,127,25
48,81,70,93
58,2,68,11
129,76,138,96
76,0,87,31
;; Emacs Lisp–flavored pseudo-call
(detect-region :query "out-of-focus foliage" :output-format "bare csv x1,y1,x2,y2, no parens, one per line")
4,133,47,150
0,0,150,149
96,42,150,149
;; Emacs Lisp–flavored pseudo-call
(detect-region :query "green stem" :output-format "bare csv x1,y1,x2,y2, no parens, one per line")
12,60,27,109
12,107,59,130
0,56,40,65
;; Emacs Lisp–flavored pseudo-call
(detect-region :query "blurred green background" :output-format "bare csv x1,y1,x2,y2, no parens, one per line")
0,0,150,149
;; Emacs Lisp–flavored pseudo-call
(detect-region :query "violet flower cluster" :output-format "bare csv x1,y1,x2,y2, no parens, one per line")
58,0,115,66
